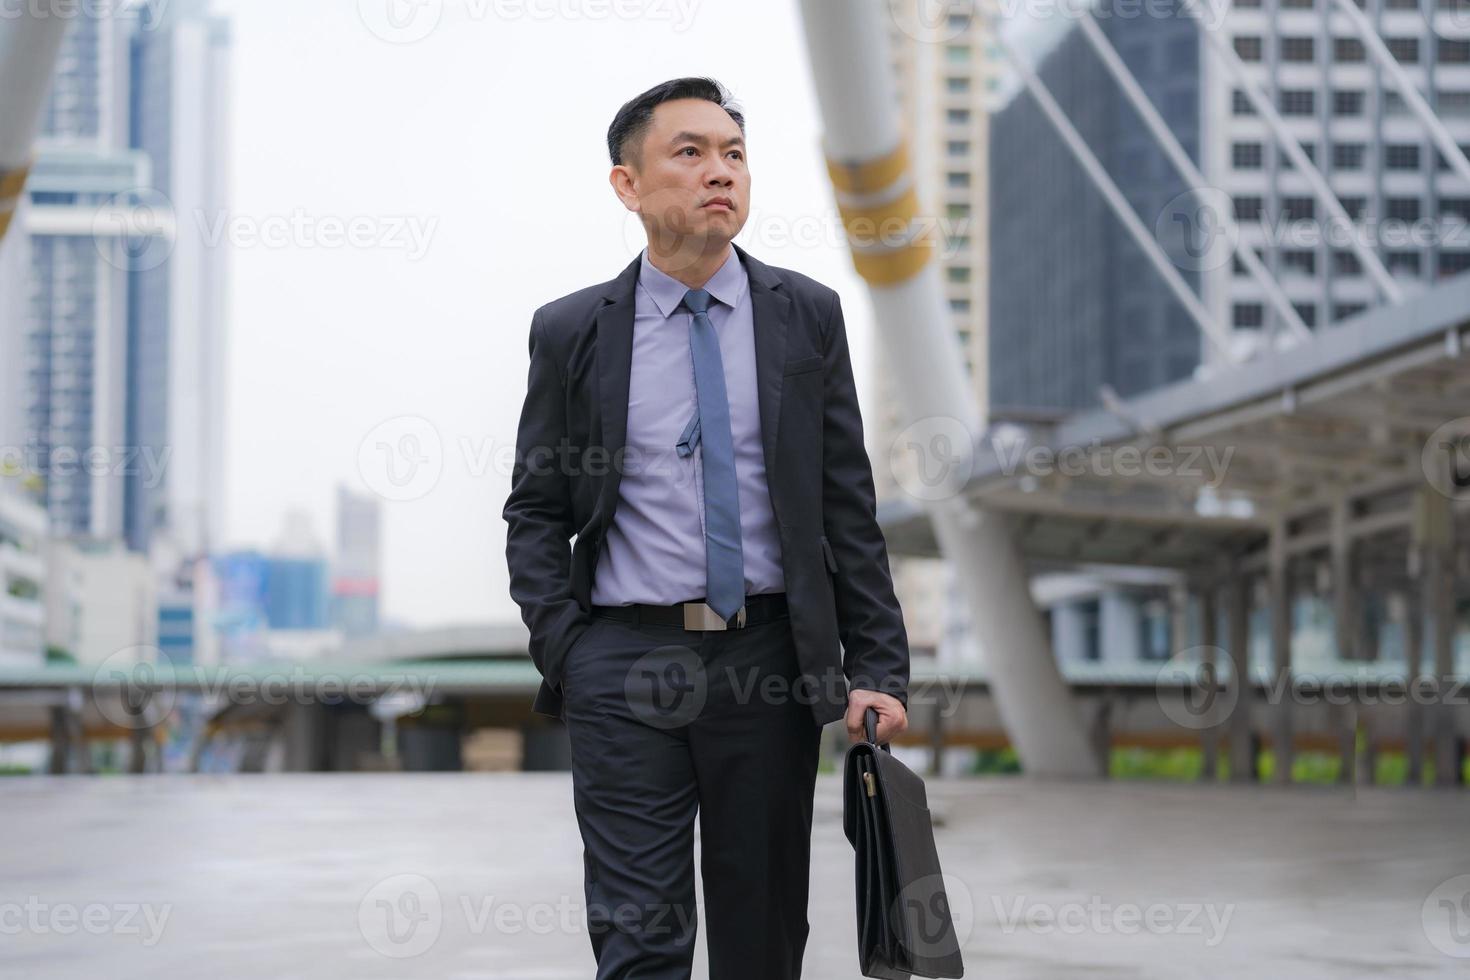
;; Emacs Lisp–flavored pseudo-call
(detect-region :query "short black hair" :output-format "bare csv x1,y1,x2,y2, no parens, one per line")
607,76,745,170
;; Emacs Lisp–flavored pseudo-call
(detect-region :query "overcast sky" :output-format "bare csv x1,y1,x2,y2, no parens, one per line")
208,0,880,628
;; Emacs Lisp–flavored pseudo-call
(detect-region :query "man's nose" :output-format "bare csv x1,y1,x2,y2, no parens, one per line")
706,161,734,185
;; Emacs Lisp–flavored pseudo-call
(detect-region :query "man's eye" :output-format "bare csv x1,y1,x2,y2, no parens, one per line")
729,151,743,160
681,147,698,157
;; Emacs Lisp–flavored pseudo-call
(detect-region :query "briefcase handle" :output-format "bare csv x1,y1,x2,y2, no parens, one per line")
863,707,893,755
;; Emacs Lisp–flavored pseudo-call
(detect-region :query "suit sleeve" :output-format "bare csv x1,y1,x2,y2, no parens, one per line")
819,289,911,709
502,308,592,692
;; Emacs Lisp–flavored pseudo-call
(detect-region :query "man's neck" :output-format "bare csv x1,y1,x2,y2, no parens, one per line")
645,241,733,291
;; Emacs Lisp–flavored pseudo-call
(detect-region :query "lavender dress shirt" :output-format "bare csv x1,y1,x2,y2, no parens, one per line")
589,246,786,606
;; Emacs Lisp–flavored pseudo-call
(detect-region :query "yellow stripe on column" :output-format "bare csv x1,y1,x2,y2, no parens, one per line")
0,164,30,199
837,185,935,285
850,235,935,286
835,185,921,240
825,139,934,286
825,142,909,196
0,163,31,243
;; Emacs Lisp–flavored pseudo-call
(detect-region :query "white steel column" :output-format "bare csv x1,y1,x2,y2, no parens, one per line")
797,0,1099,776
1330,494,1358,662
1225,568,1256,781
1268,515,1294,784
1418,461,1460,787
0,11,70,241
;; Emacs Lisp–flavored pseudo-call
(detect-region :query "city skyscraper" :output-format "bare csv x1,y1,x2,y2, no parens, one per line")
2,14,140,541
0,3,226,564
0,196,29,463
0,2,230,564
0,4,231,675
1204,3,1470,344
127,0,232,560
987,4,1202,416
332,484,382,639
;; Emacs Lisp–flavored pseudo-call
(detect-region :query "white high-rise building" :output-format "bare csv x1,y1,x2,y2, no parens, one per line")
128,0,232,559
43,537,157,667
0,480,48,667
0,3,231,561
1,14,141,541
333,485,382,639
1203,4,1470,350
0,199,29,462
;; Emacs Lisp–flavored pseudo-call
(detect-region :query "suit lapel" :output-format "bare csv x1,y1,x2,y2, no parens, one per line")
738,243,792,489
594,243,791,529
593,255,640,527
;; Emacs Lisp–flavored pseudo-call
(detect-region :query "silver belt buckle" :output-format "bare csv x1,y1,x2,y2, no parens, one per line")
682,601,747,630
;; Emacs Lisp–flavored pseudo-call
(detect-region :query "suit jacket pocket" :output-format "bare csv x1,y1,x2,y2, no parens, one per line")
819,534,839,575
784,353,823,376
559,619,601,696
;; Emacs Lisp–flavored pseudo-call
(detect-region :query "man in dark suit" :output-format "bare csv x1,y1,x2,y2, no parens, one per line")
503,76,911,980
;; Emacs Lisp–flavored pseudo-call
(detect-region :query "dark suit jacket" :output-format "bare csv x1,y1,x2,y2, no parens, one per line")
502,242,910,727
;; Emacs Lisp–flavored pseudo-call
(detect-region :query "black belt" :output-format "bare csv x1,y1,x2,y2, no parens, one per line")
590,592,788,631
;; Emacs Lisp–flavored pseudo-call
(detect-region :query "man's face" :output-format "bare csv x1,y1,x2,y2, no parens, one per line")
611,98,750,256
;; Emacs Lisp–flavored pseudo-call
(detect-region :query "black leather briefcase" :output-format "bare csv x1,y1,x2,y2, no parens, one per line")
843,707,964,979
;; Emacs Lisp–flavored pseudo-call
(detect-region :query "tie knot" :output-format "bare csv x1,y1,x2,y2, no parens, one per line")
682,288,712,315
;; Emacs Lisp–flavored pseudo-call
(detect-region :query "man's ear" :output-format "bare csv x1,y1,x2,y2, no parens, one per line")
609,166,639,212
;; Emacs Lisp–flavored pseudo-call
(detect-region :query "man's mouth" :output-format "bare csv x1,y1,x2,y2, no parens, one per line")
702,198,733,210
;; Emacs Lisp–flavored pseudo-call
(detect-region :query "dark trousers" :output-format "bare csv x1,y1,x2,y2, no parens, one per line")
561,609,823,980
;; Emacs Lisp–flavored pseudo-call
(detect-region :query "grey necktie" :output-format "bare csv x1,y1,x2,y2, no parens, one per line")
681,288,744,620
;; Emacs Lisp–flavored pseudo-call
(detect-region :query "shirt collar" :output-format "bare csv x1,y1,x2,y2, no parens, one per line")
638,245,746,319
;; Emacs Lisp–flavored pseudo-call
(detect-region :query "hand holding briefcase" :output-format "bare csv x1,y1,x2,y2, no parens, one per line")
843,706,965,979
